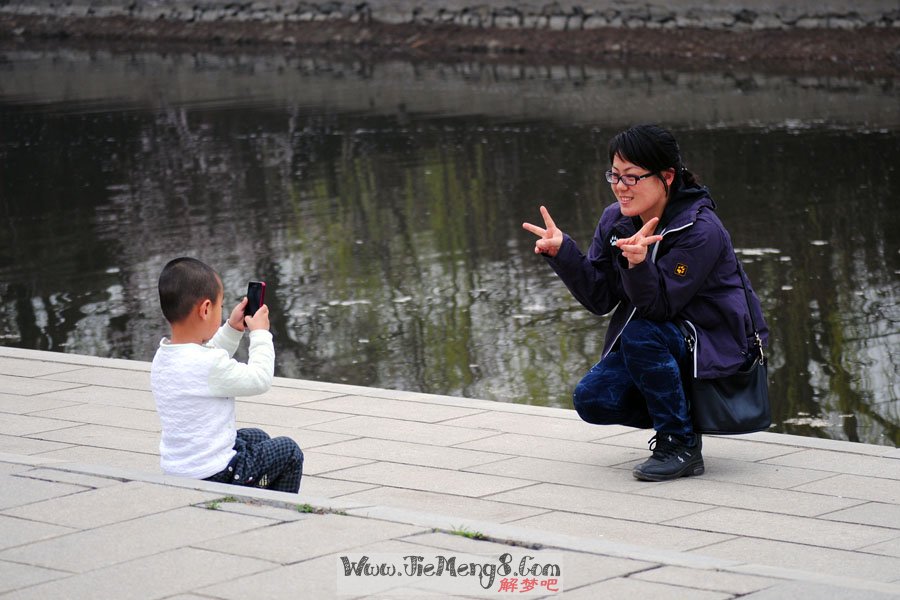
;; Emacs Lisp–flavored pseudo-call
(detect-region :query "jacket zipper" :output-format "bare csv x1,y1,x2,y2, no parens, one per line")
682,319,699,378
601,224,686,360
605,220,697,365
656,221,698,376
602,306,637,360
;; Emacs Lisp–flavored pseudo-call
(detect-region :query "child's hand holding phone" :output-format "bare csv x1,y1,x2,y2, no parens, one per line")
245,281,266,317
227,298,249,332
226,281,269,332
243,281,269,331
244,303,269,331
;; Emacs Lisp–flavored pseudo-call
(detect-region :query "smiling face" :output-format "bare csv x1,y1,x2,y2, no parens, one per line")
610,153,674,223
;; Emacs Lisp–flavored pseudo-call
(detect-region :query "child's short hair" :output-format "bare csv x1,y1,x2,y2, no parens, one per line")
158,257,222,324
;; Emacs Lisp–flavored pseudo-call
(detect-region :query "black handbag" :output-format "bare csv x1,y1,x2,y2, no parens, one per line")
687,259,771,435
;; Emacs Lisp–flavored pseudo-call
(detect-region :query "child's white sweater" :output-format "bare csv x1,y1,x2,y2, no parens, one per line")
151,324,274,478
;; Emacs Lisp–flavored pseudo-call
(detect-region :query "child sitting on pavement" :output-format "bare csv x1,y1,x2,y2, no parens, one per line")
150,257,303,493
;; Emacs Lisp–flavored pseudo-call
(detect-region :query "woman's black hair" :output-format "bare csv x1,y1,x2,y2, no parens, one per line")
607,124,699,196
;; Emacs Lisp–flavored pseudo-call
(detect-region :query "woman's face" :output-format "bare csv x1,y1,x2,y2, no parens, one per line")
609,153,673,223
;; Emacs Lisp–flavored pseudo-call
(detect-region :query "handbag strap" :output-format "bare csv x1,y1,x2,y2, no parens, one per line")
734,252,765,362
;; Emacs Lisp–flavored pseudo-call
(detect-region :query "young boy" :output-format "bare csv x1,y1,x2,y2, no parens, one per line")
151,257,303,493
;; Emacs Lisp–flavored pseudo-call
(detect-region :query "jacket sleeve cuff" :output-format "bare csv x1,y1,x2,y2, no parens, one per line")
543,234,577,264
620,259,655,298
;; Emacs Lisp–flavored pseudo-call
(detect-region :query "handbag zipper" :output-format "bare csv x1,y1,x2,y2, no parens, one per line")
681,319,699,378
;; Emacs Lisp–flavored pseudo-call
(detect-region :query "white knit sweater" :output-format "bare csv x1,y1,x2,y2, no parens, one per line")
150,323,274,478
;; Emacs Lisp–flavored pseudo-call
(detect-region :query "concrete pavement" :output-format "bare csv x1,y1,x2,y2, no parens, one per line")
0,346,898,598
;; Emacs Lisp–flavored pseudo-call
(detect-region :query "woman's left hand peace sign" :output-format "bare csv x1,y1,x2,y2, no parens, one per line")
522,205,564,257
616,217,663,267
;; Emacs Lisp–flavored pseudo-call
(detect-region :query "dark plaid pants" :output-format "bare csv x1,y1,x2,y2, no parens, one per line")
205,428,303,493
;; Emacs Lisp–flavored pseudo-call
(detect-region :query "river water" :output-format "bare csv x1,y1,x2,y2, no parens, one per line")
1,48,898,446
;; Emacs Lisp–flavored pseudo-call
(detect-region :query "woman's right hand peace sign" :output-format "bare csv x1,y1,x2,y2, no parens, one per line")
522,206,564,257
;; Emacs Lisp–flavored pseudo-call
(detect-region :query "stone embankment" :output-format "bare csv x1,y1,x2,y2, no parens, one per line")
2,0,899,31
1,1,899,76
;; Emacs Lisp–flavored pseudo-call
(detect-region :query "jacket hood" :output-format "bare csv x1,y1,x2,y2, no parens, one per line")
656,185,715,232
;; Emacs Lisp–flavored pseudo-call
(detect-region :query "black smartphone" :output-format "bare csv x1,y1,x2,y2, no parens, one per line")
246,281,266,317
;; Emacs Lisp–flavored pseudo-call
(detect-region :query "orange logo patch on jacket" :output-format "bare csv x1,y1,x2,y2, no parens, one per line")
674,263,688,276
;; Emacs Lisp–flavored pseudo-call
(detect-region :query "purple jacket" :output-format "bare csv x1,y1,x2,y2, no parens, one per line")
545,186,769,379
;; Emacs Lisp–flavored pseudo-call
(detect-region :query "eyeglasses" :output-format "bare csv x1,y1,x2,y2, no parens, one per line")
605,170,657,186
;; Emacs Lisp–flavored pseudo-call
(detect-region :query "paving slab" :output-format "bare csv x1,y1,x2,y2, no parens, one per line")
300,394,487,423
467,455,663,493
740,580,900,599
211,499,310,522
195,513,427,564
0,515,77,552
0,434,72,455
0,412,80,437
298,475,379,498
763,449,900,479
197,550,369,600
0,393,82,414
0,347,899,599
2,547,276,600
665,505,897,550
234,403,354,429
459,432,646,466
861,536,900,558
315,437,511,470
0,357,86,378
12,467,122,489
240,423,356,449
562,575,733,599
0,461,31,475
1,480,218,529
475,454,855,508
684,455,836,489
699,537,900,582
302,450,375,475
29,423,161,454
820,501,900,529
0,560,68,595
0,374,84,397
29,404,161,432
507,510,735,552
38,366,152,390
792,473,900,503
34,385,156,409
338,486,549,524
0,473,89,510
198,554,336,599
443,411,604,441
484,482,714,523
307,415,498,446
322,461,535,498
0,505,274,573
33,445,162,471
401,531,657,589
632,565,777,595
751,431,898,457
247,385,344,406
630,476,866,517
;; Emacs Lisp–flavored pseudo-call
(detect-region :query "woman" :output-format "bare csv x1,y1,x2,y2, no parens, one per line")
523,124,768,481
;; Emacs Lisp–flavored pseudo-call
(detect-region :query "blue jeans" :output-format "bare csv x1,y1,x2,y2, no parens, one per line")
573,319,693,439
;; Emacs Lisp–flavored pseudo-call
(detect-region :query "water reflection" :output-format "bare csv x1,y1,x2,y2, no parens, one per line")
0,48,897,446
